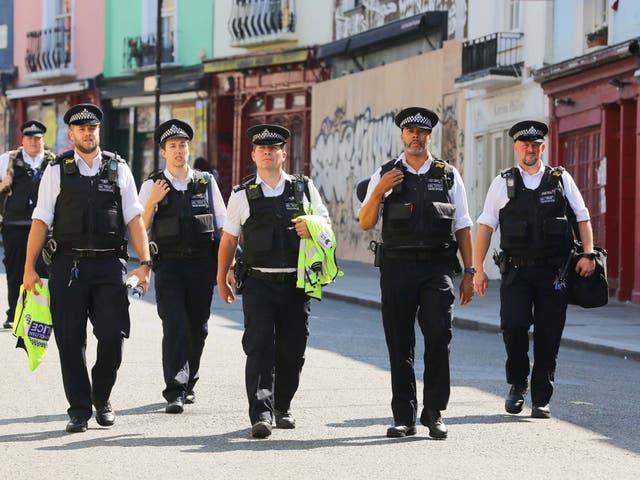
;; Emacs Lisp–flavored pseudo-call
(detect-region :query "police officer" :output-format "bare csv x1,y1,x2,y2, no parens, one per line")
139,119,226,414
359,107,474,439
22,103,152,433
473,120,595,419
0,121,52,329
216,124,330,439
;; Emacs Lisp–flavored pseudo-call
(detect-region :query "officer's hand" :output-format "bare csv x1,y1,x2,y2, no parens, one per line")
474,270,489,296
291,218,311,239
575,257,595,277
23,269,43,294
377,168,404,194
128,266,151,296
217,278,235,304
227,268,236,289
149,179,170,205
459,274,474,305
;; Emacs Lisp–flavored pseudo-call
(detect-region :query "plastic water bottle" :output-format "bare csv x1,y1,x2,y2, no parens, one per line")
126,275,144,298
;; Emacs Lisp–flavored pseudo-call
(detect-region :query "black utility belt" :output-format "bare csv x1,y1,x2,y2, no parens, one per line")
58,248,125,259
507,256,565,267
156,250,214,260
384,247,456,262
247,268,297,283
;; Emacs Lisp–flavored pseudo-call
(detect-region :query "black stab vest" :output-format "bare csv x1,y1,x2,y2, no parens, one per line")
381,158,457,250
150,170,216,257
52,150,126,251
498,166,574,259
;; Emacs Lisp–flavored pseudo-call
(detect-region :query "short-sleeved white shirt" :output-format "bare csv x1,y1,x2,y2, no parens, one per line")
32,149,144,228
0,149,46,180
359,152,473,232
476,163,590,230
138,166,227,229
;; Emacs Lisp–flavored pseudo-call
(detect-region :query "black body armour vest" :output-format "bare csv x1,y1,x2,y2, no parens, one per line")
381,158,457,250
52,150,126,251
498,166,573,259
1,149,52,226
237,175,307,268
149,170,215,257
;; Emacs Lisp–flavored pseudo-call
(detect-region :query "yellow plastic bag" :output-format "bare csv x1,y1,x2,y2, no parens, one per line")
12,281,53,371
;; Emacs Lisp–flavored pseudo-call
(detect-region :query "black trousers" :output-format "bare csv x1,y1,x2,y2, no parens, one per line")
154,257,216,402
2,225,47,324
241,276,310,424
380,257,454,425
500,265,568,406
49,255,130,421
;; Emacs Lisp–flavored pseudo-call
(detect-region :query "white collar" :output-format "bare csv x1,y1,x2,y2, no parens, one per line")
163,165,193,183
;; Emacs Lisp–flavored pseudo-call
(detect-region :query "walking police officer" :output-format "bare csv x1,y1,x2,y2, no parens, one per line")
359,107,474,439
22,103,152,433
139,119,226,414
217,124,329,439
473,120,595,419
0,121,52,329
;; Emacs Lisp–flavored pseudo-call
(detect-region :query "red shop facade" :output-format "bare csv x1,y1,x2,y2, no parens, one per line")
535,40,640,303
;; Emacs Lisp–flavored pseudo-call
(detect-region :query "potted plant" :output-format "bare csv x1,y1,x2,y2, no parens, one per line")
586,25,608,47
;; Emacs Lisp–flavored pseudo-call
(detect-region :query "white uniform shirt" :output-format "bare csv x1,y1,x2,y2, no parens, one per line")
138,166,227,229
0,149,46,179
476,162,590,230
224,171,329,272
359,152,473,232
32,149,144,228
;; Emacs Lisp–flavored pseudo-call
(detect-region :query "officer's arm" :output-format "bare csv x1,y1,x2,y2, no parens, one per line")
473,224,494,296
23,219,48,292
455,226,474,305
127,215,152,294
217,232,239,304
576,220,596,277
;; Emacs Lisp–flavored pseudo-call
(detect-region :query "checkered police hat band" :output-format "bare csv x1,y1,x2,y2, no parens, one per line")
160,124,189,142
399,113,432,129
514,126,544,139
69,109,99,124
252,129,286,143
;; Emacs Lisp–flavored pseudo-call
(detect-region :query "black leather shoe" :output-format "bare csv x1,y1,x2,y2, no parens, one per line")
420,409,448,439
165,396,184,414
386,423,417,438
95,401,115,427
2,320,12,329
275,410,296,429
505,383,528,414
66,417,88,433
531,404,551,419
185,391,196,404
251,420,272,439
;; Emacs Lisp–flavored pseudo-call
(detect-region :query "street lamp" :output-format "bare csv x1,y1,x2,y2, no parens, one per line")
154,0,163,171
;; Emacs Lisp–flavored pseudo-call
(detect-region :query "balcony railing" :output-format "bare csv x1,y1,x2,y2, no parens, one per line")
25,27,73,75
228,0,296,47
461,32,524,76
123,32,175,71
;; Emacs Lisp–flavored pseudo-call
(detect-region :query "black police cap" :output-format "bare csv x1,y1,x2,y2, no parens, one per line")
394,107,439,131
509,120,548,143
21,120,46,137
154,119,194,144
63,103,103,126
247,124,290,146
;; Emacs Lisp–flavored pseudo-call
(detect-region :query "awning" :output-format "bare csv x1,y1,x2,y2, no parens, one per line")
98,68,205,100
5,79,91,100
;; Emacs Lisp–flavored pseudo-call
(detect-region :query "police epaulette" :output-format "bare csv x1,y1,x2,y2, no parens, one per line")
380,158,401,174
233,174,257,192
51,150,75,165
146,169,165,182
102,150,126,163
546,166,565,188
500,167,517,178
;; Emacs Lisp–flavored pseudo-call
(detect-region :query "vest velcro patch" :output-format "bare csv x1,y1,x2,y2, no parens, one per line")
427,178,444,191
97,180,115,193
539,190,556,204
191,197,207,208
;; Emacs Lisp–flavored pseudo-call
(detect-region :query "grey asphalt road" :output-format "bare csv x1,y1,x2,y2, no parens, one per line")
0,265,638,480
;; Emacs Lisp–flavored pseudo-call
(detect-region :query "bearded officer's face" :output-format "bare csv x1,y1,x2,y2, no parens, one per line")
514,140,546,168
68,125,100,155
401,127,430,156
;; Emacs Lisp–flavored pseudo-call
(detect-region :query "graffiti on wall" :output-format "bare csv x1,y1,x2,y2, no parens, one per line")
436,95,464,172
335,0,465,40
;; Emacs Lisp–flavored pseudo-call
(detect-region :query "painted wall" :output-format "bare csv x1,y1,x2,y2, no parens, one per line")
551,0,576,64
213,0,333,59
14,0,105,85
0,0,13,69
610,1,640,45
311,41,464,263
104,0,141,77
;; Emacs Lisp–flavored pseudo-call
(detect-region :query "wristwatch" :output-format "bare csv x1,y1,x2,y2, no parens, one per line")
581,252,596,261
140,260,153,267
463,267,477,275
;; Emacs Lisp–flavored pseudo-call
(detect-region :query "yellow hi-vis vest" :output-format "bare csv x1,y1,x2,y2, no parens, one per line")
296,215,343,299
12,281,53,371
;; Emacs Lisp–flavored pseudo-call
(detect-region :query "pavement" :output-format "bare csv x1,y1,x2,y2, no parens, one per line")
324,259,640,362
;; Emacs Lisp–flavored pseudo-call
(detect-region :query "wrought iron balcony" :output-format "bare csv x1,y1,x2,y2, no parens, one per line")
24,27,74,78
456,32,524,88
228,0,296,47
123,32,175,71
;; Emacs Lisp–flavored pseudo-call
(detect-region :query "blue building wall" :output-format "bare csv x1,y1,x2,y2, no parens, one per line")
552,0,576,64
0,0,14,71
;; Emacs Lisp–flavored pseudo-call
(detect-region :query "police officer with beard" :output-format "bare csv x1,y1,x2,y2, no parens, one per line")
0,121,51,328
216,124,329,439
473,120,595,419
139,119,226,414
359,107,474,440
23,103,152,433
